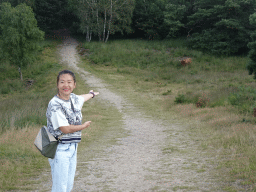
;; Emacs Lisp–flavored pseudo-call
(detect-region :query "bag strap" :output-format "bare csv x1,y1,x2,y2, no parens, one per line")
70,97,82,125
70,99,75,113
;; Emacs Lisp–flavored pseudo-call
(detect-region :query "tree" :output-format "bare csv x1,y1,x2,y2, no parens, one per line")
34,0,72,32
187,0,256,55
71,0,135,42
0,0,34,7
0,2,44,81
163,0,196,38
163,1,187,37
247,13,256,79
132,0,169,40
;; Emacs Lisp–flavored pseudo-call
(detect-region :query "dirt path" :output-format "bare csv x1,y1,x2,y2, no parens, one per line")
27,37,224,192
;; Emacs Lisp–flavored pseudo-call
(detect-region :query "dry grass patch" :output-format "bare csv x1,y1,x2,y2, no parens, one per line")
171,104,256,189
0,126,48,191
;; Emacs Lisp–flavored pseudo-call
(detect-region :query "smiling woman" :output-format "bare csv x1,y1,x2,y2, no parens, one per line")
46,69,99,192
57,71,77,100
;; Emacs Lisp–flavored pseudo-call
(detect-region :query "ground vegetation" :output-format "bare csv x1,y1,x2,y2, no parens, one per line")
77,37,256,190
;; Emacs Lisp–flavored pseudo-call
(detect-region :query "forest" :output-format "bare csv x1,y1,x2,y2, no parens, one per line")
0,0,255,52
0,0,256,76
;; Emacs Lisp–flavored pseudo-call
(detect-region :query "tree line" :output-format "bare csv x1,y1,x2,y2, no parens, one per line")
2,0,256,78
1,0,256,52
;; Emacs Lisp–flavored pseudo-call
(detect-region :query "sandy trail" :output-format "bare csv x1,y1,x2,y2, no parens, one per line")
53,37,224,192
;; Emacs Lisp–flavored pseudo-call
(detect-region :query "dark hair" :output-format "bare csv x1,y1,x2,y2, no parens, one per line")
57,70,76,84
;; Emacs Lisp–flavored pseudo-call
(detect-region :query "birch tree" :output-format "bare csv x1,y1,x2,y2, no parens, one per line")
0,2,44,81
72,0,135,42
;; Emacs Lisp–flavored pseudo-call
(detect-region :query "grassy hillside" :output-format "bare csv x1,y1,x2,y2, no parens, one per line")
77,38,256,191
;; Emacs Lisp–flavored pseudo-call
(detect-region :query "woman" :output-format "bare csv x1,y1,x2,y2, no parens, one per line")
46,69,99,192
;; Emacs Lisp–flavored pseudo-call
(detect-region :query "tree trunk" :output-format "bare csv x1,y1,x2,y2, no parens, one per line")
18,67,23,81
96,8,101,41
105,0,113,43
86,26,90,42
103,9,107,42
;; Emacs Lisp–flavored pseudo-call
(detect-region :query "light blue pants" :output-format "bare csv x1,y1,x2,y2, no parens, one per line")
49,143,78,192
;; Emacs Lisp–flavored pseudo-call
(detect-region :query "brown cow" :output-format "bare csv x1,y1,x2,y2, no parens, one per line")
181,58,192,66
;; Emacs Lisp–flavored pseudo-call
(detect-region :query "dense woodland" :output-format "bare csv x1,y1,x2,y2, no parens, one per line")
1,0,256,75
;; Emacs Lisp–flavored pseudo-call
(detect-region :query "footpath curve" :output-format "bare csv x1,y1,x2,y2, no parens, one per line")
56,37,223,191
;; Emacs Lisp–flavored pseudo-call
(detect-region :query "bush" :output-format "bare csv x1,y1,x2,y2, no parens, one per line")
174,94,187,104
196,93,210,108
228,85,256,113
228,93,241,106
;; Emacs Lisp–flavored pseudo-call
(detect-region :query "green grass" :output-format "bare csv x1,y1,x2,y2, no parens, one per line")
79,39,253,114
77,37,256,190
0,39,62,191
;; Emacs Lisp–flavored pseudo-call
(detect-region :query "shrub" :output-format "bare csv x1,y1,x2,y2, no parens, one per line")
174,94,187,104
228,93,241,106
196,93,210,108
227,85,256,113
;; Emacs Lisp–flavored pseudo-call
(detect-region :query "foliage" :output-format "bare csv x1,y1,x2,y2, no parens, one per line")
0,2,44,80
0,39,58,132
34,0,76,32
70,0,135,42
0,0,34,7
174,94,188,104
247,12,256,79
196,93,210,108
132,0,170,40
228,85,256,113
163,3,186,37
163,0,195,38
188,0,256,55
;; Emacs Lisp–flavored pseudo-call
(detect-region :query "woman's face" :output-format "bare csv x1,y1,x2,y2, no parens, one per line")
57,74,76,98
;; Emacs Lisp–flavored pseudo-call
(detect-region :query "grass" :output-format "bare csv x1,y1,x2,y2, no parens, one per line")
0,38,62,190
77,38,256,190
0,127,47,191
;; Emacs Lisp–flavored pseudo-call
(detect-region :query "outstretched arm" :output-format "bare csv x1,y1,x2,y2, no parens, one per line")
80,90,99,102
